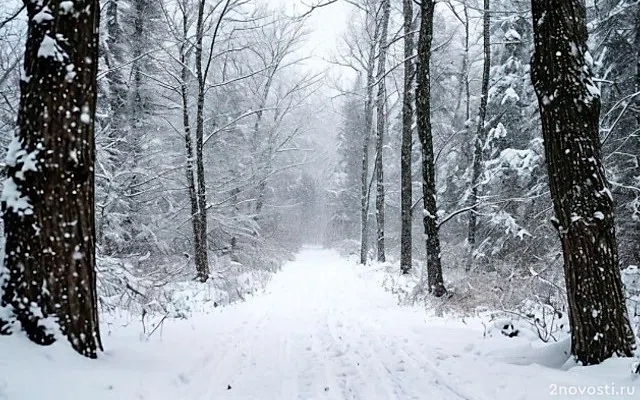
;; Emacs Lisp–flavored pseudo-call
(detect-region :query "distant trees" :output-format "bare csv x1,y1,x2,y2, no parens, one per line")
530,0,635,364
592,0,640,268
0,0,102,358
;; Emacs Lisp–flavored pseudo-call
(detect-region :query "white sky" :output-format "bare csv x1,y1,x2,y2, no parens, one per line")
269,0,353,73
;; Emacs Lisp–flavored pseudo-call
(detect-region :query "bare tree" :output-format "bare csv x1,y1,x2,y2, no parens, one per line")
359,0,381,264
467,0,491,270
374,0,391,263
400,0,415,274
416,0,446,297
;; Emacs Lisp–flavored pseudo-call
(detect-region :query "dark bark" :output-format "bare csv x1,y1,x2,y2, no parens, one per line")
531,0,635,365
416,0,445,297
400,0,415,274
375,0,391,263
179,9,207,283
192,0,211,282
467,0,491,271
0,0,102,358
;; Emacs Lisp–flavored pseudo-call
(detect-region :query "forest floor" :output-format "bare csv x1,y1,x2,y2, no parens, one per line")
1,248,638,399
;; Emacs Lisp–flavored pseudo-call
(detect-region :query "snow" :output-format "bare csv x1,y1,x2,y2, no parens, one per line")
1,248,638,399
59,1,75,15
37,34,67,62
81,105,91,124
32,6,53,24
0,177,33,216
501,87,520,105
504,28,521,42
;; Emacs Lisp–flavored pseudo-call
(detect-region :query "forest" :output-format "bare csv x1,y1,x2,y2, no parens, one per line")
0,0,639,399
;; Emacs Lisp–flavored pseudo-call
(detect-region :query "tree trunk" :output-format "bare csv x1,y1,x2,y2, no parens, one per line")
193,0,210,282
360,10,381,265
635,4,640,126
400,0,415,274
530,0,635,365
179,9,207,283
467,0,491,271
0,0,102,358
129,0,146,162
416,0,446,297
253,67,276,218
105,0,126,139
375,0,391,263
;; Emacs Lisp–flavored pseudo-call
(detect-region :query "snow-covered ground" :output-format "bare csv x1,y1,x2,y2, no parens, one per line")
1,248,638,399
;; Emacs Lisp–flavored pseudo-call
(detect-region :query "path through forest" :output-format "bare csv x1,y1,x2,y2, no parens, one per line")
1,248,637,399
177,248,477,399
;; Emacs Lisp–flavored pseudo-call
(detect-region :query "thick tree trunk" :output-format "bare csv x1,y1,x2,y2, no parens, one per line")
467,0,491,271
0,0,102,358
416,0,446,297
360,11,381,265
531,0,635,365
375,0,391,263
400,0,415,274
193,0,210,282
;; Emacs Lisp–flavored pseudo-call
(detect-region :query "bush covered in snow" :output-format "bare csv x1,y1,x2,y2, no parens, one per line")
97,241,292,321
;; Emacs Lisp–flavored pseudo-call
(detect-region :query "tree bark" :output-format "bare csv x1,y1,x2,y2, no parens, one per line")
467,0,491,271
416,0,446,297
375,0,391,263
530,0,635,365
0,0,102,358
179,7,207,283
360,8,381,265
193,0,210,282
400,0,415,274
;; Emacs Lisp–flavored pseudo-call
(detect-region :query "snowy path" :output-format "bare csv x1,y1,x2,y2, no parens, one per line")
175,248,475,400
1,248,638,400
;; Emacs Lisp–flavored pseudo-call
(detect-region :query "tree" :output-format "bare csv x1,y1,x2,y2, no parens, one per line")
400,0,415,274
416,0,446,297
374,0,391,263
359,0,381,265
467,0,491,270
174,0,208,283
0,0,102,358
530,0,636,365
